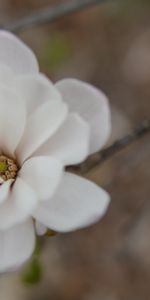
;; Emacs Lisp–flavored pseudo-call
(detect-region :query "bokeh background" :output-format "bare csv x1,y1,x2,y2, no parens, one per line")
1,0,150,299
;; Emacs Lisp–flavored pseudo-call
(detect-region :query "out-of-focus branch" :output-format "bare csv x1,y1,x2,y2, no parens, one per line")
74,119,150,173
2,0,108,33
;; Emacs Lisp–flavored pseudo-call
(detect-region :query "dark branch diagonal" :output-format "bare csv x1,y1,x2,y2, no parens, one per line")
70,119,150,174
2,0,108,33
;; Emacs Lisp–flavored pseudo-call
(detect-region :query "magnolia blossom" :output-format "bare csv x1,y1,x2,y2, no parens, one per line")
0,30,111,272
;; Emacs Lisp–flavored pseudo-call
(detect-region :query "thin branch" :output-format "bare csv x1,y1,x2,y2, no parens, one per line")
73,119,150,174
2,0,108,33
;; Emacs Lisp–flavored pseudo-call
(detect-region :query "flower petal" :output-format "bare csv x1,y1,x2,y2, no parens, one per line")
0,30,39,74
13,73,62,116
0,178,37,230
56,79,111,154
34,113,90,165
33,172,110,232
0,86,26,156
16,100,68,164
14,178,37,215
19,156,63,201
35,221,47,236
0,64,14,87
0,179,14,204
0,219,35,273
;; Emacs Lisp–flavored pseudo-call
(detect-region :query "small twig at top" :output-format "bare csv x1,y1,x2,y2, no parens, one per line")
2,0,108,33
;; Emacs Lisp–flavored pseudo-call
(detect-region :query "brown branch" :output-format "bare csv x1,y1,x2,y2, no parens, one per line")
2,0,109,33
72,119,150,174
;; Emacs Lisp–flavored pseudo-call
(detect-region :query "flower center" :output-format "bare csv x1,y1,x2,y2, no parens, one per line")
0,155,18,183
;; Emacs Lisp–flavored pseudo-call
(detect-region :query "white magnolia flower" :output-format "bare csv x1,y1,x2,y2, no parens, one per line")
0,30,111,272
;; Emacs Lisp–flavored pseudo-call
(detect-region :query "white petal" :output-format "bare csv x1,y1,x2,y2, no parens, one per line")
19,156,63,201
0,30,39,74
16,100,68,164
13,73,62,116
0,64,14,87
56,79,111,154
34,113,90,165
0,219,35,273
0,178,37,230
14,178,37,215
33,172,110,232
0,179,14,204
0,87,26,156
35,221,47,236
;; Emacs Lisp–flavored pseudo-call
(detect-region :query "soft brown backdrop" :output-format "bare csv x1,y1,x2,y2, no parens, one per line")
1,1,150,299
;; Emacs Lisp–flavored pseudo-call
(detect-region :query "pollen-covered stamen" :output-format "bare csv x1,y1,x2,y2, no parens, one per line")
0,155,18,182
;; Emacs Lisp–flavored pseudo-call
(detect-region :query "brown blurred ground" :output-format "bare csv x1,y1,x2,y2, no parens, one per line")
1,1,150,299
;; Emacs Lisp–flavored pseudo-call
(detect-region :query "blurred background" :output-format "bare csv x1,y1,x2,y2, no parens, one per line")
1,0,150,299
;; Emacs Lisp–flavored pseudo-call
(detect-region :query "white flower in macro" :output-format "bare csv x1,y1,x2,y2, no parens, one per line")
0,30,111,272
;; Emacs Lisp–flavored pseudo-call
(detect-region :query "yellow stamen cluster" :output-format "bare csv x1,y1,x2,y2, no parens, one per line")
0,155,18,182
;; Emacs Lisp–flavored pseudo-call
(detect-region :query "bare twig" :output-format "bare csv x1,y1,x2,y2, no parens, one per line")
2,0,108,33
74,119,150,174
